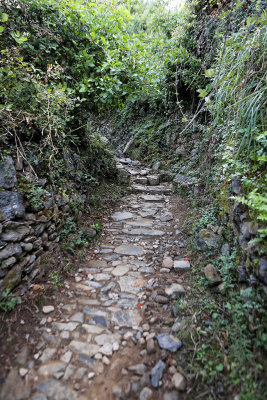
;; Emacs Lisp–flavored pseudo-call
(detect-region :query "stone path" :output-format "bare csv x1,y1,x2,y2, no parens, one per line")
2,158,190,400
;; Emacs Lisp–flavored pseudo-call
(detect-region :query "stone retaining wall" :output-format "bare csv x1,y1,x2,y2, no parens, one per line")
0,156,69,295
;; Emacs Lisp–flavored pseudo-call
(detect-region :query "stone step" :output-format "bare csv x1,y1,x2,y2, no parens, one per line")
131,185,172,195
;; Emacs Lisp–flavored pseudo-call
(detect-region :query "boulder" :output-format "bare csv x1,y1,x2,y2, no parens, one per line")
1,263,23,292
203,264,221,287
198,229,219,250
0,156,17,189
0,191,25,221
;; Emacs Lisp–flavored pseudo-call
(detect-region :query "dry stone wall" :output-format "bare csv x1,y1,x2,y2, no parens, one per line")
0,156,70,295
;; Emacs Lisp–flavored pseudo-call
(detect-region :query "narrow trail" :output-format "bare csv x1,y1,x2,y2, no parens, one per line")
2,158,191,400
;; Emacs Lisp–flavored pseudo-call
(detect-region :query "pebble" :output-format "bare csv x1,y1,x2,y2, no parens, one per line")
88,372,95,380
155,295,169,304
162,257,174,269
172,372,186,391
146,338,156,354
139,387,153,400
102,356,110,365
42,306,55,314
128,363,147,376
19,368,28,377
157,334,182,352
151,360,166,388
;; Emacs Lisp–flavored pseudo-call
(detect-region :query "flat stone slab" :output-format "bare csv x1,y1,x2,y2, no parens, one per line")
36,380,78,400
140,194,166,202
118,276,145,294
38,362,66,376
87,260,108,268
133,185,172,195
85,281,104,289
173,260,191,271
112,310,142,328
94,273,111,281
156,334,182,352
122,228,164,237
69,341,100,356
83,307,110,318
112,265,130,277
114,244,144,256
112,211,134,221
125,220,154,227
81,324,104,334
52,322,79,332
94,333,121,346
165,283,185,298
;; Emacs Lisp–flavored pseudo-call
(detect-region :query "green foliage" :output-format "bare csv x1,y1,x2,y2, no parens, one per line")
0,289,21,312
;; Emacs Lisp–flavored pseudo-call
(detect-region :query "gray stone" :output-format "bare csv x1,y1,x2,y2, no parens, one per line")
117,168,131,185
232,176,242,194
61,350,72,364
198,229,219,249
0,191,25,220
63,364,76,380
114,244,144,256
156,334,182,352
52,322,79,332
94,273,110,281
140,194,165,202
173,260,190,271
40,348,57,363
99,343,113,356
112,211,134,221
152,162,161,171
163,392,179,400
151,360,166,388
162,257,174,269
38,362,66,376
259,257,267,285
118,275,144,294
0,243,22,260
129,363,147,376
77,354,95,368
23,243,33,252
147,338,156,354
172,372,186,391
155,295,169,304
112,265,129,277
81,324,104,334
42,305,55,314
173,174,193,187
95,333,121,346
203,264,222,287
122,228,164,237
83,307,110,318
165,284,185,298
221,243,230,255
1,225,31,242
147,175,160,186
160,213,173,222
69,341,100,356
35,380,78,400
112,310,141,328
70,312,84,323
175,145,186,155
135,177,148,185
1,263,23,292
0,157,17,189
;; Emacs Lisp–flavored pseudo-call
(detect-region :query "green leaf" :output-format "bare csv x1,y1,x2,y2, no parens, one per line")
1,13,8,22
0,26,4,34
205,68,215,78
